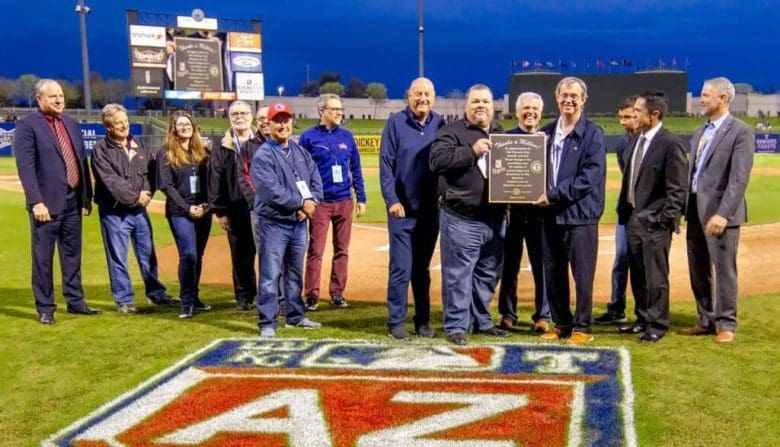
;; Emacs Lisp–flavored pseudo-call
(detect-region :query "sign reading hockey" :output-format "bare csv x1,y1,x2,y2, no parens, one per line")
45,339,636,446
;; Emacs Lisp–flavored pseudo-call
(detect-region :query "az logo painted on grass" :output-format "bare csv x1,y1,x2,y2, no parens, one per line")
45,339,636,446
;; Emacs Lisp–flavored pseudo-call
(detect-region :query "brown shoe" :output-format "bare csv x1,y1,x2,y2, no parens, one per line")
714,331,735,343
676,325,714,336
532,320,549,334
539,328,562,341
498,316,515,330
565,332,595,345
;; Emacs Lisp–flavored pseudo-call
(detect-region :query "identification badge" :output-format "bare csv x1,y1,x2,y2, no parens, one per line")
189,175,200,194
332,165,344,183
296,180,313,199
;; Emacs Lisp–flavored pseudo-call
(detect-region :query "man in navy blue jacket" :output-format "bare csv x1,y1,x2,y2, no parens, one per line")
252,103,323,338
380,77,444,340
299,94,367,310
534,77,606,345
14,79,100,324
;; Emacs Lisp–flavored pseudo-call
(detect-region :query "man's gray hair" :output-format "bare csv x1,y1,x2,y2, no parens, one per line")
228,100,253,115
555,76,588,98
465,84,493,101
515,92,544,111
316,93,341,111
703,77,736,103
34,79,59,97
100,103,128,125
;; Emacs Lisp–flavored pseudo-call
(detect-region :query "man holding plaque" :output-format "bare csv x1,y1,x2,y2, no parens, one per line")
497,92,550,333
535,77,606,345
616,91,688,343
380,77,444,340
430,84,508,346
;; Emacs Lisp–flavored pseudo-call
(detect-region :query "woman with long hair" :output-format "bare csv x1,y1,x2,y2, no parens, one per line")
157,111,212,318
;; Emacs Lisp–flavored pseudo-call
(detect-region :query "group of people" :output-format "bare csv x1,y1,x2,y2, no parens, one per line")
15,75,753,346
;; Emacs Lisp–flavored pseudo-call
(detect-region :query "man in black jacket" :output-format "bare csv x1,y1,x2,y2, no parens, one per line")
616,91,688,343
208,100,257,310
92,103,174,313
430,84,509,345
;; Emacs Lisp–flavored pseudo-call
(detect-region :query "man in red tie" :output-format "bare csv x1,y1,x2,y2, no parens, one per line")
14,79,100,324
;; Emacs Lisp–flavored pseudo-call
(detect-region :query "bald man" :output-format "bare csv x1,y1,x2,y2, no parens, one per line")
380,77,445,340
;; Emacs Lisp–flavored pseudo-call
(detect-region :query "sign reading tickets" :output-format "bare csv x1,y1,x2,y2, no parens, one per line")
755,134,778,153
489,133,547,203
44,339,637,447
174,37,224,92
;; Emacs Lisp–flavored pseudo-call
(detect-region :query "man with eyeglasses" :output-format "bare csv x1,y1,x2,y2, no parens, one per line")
299,94,367,310
208,100,257,310
534,77,606,345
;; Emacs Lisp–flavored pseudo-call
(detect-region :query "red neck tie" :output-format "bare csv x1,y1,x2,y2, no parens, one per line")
52,117,80,189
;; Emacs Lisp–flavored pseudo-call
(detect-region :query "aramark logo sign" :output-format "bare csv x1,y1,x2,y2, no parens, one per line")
44,339,636,446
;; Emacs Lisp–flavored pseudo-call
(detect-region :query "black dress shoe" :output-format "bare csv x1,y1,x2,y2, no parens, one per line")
638,332,664,343
447,332,467,345
618,323,646,334
39,313,55,325
477,326,511,337
67,305,102,315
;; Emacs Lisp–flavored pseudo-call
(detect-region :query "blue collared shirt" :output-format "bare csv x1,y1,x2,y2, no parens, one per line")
692,112,729,193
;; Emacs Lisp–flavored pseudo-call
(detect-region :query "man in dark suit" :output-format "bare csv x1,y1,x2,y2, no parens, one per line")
14,79,100,324
679,77,754,344
616,90,688,343
535,77,606,345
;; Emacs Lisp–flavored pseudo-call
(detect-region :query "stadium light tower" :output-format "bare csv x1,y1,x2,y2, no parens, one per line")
418,0,424,77
75,0,92,114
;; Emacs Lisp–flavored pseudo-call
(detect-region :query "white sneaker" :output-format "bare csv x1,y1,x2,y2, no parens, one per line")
259,327,276,338
285,318,322,329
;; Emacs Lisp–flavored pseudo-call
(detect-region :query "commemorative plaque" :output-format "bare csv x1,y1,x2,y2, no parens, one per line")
488,133,547,203
174,37,224,92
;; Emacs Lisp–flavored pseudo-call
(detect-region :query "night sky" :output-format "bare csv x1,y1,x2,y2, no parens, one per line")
3,0,778,97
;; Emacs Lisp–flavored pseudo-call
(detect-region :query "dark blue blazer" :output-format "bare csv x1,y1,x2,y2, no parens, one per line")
541,113,606,225
14,110,92,214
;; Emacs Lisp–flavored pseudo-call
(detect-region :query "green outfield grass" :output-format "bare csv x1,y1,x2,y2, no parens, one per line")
0,184,777,445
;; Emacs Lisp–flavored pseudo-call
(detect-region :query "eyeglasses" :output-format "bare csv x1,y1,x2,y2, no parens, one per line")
175,123,193,129
230,111,250,118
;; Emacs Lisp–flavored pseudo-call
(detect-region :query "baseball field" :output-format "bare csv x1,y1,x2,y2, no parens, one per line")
0,151,778,446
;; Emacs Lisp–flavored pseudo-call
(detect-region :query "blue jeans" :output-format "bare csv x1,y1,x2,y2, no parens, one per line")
168,215,211,307
257,218,307,329
99,209,166,305
607,222,630,314
386,210,439,329
439,209,505,335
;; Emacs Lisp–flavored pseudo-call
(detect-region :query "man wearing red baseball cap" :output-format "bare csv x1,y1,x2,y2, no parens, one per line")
251,102,324,338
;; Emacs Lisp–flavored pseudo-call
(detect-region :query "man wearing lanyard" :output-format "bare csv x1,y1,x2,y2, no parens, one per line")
299,94,367,310
251,103,323,338
679,77,754,344
535,77,606,345
208,100,258,311
615,91,688,343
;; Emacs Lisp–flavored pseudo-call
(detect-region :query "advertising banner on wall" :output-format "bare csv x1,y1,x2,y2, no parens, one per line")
227,32,262,53
131,46,168,68
228,52,263,73
0,123,142,156
129,25,167,47
756,134,779,153
234,72,264,101
131,68,165,98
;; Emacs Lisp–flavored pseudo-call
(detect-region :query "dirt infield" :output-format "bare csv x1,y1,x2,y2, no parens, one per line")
159,219,780,305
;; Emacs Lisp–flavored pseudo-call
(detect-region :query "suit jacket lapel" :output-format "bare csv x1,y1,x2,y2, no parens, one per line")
699,116,733,170
635,127,664,182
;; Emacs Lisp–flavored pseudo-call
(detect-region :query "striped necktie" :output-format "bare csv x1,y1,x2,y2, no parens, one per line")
52,117,80,188
695,123,715,161
628,136,647,206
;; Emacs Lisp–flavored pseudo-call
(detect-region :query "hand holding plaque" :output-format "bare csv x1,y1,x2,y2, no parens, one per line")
488,133,547,203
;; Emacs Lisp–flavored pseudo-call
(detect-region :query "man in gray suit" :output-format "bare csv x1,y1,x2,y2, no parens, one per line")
679,77,754,344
